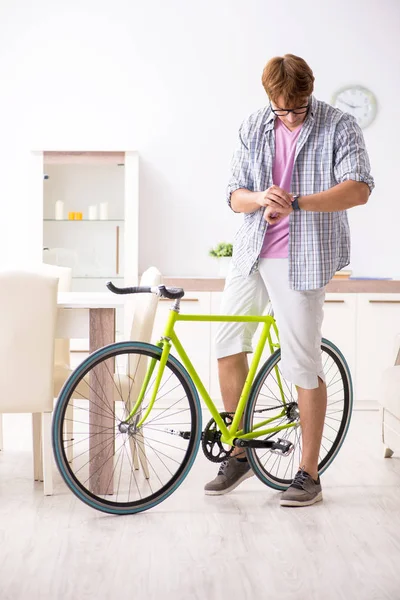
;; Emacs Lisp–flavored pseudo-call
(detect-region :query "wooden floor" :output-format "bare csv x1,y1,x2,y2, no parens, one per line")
1,410,400,600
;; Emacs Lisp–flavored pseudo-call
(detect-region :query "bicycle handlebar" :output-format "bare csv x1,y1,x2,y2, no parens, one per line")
106,281,185,300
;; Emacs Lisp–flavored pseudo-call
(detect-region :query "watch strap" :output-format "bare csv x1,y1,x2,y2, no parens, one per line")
292,195,301,211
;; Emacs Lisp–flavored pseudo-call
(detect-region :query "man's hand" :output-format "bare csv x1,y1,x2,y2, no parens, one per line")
264,204,293,224
257,185,293,210
258,185,294,224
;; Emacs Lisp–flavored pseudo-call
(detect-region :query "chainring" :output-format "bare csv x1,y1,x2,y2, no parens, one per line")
201,412,235,463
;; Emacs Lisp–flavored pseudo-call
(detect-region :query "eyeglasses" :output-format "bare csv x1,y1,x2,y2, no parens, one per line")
270,103,309,117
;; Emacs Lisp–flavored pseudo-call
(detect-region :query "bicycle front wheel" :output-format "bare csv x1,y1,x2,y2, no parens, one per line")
244,338,353,490
52,342,202,514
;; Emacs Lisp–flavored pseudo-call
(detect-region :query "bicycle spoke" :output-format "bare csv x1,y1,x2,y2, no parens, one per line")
63,425,117,450
123,442,141,500
146,406,192,426
138,434,187,453
74,433,117,476
71,389,117,421
143,395,188,426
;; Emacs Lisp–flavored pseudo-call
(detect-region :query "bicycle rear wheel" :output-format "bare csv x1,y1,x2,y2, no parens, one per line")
52,341,202,514
244,338,353,490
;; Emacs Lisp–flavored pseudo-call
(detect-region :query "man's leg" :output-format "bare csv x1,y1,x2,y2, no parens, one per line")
204,265,268,495
257,258,326,506
278,379,326,506
218,352,248,457
297,377,327,480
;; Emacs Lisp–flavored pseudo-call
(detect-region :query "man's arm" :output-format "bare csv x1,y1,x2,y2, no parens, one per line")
298,179,370,211
298,113,374,211
231,185,293,213
264,180,370,224
230,189,262,213
264,114,374,223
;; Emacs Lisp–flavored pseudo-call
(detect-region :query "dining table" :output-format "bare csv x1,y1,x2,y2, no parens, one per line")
57,291,127,495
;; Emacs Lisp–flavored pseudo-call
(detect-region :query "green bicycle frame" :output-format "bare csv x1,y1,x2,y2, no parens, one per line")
128,304,297,447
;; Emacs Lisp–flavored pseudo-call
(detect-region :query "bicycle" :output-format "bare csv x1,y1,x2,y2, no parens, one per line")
52,282,353,515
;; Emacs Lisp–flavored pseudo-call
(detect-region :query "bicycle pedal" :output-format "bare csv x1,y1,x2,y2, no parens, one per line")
270,439,294,456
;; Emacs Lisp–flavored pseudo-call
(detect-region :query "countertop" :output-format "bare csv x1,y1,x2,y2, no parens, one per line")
162,277,400,293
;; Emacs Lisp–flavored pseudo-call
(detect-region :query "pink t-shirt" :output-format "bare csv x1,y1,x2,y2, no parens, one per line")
260,118,302,258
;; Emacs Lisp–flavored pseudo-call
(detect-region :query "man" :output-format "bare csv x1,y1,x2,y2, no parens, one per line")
205,54,374,506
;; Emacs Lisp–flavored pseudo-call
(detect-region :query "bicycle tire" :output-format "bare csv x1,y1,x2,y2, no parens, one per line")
244,338,353,490
52,341,202,514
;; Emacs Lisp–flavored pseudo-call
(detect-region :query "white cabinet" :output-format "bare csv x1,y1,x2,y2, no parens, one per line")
124,287,400,408
356,294,400,402
206,291,400,407
151,292,212,401
42,151,139,347
322,294,357,390
42,151,138,306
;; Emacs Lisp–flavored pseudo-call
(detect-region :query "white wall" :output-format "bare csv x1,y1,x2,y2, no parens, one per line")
0,0,399,277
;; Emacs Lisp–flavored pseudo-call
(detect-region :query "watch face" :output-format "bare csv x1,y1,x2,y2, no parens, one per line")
332,85,377,129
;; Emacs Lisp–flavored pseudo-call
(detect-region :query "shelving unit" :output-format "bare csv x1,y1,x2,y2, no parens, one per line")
40,150,139,340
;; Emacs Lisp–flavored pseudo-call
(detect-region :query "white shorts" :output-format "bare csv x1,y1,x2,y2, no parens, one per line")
215,258,326,390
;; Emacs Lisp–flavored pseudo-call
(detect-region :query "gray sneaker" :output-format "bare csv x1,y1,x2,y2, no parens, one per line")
204,458,253,496
280,468,323,507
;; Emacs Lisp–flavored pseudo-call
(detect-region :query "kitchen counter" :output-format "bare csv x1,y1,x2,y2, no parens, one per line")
162,277,400,293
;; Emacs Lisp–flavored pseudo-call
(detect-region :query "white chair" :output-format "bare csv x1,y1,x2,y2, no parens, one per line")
380,335,400,458
0,270,58,495
118,267,162,477
36,265,72,482
0,264,72,486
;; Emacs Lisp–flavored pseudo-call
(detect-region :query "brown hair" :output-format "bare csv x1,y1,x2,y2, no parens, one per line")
261,54,315,106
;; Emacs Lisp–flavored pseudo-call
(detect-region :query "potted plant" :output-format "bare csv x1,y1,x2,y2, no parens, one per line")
209,242,233,277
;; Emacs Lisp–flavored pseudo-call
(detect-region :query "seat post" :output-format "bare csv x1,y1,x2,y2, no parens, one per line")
172,298,181,313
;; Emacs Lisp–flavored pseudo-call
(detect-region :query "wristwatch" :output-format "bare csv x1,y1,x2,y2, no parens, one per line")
292,195,301,211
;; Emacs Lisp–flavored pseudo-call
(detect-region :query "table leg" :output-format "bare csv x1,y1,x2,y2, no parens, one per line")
89,308,115,496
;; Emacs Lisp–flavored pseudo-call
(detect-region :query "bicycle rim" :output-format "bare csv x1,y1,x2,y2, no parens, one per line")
244,339,353,490
52,342,202,514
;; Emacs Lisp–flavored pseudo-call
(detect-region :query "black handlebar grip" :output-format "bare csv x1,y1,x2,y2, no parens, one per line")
106,282,152,295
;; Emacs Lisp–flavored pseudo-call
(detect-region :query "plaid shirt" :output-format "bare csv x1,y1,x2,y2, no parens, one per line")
227,95,375,291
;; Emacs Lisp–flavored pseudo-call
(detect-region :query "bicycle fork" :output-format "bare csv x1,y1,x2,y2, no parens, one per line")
122,339,171,429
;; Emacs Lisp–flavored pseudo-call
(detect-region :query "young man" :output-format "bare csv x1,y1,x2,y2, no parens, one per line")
205,54,374,506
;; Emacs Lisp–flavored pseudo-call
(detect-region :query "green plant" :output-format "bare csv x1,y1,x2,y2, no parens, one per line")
209,242,233,258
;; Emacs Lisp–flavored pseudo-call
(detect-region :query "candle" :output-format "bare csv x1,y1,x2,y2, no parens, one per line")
99,202,109,220
55,200,64,220
88,205,98,220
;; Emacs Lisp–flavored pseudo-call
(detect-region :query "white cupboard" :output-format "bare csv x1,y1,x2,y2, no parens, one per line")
355,294,400,402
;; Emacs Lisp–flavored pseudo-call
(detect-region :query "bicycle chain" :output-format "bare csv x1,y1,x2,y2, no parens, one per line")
201,404,297,462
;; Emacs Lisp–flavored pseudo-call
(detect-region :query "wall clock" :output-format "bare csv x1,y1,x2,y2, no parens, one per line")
332,85,377,129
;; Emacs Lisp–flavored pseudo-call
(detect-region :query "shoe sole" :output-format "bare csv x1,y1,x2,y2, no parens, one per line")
204,470,254,496
280,491,323,507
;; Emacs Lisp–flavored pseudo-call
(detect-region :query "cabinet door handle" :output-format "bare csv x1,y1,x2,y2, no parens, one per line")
324,300,345,303
369,300,400,304
116,226,120,275
159,298,199,302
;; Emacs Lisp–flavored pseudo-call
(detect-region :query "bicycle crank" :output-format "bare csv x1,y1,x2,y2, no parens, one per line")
234,437,294,456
